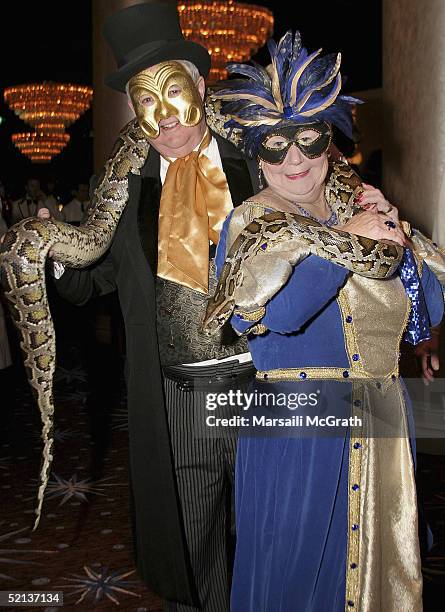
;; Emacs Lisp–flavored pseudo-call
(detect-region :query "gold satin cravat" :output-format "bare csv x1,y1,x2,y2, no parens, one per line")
157,129,233,293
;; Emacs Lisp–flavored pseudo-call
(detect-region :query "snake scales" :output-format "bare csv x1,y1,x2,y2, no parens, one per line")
203,162,403,335
0,119,149,528
1,117,400,529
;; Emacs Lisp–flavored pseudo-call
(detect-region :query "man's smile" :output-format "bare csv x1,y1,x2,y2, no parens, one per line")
159,118,180,131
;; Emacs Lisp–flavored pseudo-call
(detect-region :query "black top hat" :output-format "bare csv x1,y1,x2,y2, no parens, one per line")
103,2,211,92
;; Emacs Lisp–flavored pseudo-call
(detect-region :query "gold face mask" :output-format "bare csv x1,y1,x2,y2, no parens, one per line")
128,61,203,139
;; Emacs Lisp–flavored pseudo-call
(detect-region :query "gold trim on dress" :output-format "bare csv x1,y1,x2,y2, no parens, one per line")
337,289,367,378
400,220,412,237
249,323,268,335
234,306,266,322
256,367,365,381
346,384,365,611
411,228,445,296
256,367,398,384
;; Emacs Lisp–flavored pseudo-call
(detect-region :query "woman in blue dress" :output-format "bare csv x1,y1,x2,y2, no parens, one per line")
204,31,445,611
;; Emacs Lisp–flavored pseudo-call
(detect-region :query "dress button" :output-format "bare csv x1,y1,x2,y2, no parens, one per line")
352,524,359,531
350,563,357,569
376,382,381,389
343,371,349,378
299,372,307,379
346,316,353,323
347,601,355,607
353,442,361,449
353,399,361,407
352,484,359,491
263,373,268,380
352,354,359,361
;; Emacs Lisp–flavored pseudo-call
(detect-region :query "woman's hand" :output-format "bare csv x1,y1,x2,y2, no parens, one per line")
356,183,399,223
334,210,409,247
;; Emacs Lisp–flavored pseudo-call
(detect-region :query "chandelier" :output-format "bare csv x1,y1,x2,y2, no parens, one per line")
178,0,274,81
12,132,71,164
4,83,93,163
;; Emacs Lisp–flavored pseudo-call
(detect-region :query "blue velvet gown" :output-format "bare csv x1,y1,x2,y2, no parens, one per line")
216,211,444,612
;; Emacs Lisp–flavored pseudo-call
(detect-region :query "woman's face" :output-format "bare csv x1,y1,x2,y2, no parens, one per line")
261,128,329,204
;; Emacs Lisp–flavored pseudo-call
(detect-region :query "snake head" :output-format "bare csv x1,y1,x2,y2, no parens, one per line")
202,299,235,336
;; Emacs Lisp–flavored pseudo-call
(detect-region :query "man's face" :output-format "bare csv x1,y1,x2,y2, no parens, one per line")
26,179,40,198
128,61,206,158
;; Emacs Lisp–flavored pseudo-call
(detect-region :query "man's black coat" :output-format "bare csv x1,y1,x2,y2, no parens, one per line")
56,132,258,604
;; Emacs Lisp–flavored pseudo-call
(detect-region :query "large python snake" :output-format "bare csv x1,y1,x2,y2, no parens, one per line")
0,119,149,529
203,162,403,335
0,120,400,530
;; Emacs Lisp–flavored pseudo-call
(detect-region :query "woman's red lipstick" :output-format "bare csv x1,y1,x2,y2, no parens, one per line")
285,169,310,180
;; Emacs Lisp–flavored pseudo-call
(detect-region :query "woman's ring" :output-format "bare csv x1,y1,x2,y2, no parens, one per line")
385,220,397,229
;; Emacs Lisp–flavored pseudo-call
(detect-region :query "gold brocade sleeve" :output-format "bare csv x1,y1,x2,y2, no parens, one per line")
409,228,445,294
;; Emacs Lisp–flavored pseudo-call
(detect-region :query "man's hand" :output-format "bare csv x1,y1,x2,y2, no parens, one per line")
37,208,55,257
37,208,51,220
414,326,441,384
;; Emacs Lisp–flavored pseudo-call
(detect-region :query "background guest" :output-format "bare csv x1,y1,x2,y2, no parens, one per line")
0,198,13,414
0,180,13,227
10,177,63,224
62,182,91,225
0,197,8,237
44,177,62,215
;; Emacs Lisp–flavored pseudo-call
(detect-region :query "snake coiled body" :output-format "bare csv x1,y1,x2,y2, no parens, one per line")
203,162,403,334
0,119,149,528
0,125,401,530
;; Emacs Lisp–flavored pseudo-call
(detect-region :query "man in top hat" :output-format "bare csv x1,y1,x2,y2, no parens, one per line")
53,3,258,610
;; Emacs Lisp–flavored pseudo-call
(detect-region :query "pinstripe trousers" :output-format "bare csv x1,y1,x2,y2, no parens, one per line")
163,362,254,612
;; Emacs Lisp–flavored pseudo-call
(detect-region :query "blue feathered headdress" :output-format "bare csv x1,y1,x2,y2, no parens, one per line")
212,31,362,158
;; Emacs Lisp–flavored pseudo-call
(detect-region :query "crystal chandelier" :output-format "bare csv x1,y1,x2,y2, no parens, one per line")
12,131,71,164
4,83,93,163
178,0,274,81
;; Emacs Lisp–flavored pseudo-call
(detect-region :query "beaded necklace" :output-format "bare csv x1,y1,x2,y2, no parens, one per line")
294,203,339,227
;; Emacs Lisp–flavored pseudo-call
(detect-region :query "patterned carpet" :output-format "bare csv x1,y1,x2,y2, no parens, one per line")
418,452,445,611
1,344,162,611
1,331,445,611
